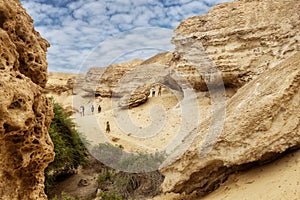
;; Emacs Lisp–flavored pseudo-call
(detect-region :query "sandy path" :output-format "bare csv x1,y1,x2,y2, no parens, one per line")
73,92,181,153
72,88,210,154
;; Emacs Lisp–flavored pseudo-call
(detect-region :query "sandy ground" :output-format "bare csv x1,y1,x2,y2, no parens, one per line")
152,149,300,200
71,87,211,154
47,72,211,154
202,149,300,200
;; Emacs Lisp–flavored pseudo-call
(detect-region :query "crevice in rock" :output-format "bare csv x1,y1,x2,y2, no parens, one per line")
0,10,7,29
3,123,19,133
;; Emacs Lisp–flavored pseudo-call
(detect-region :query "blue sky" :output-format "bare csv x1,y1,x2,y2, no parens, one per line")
20,0,232,73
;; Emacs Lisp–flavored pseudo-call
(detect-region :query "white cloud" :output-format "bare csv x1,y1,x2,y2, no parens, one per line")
20,0,233,73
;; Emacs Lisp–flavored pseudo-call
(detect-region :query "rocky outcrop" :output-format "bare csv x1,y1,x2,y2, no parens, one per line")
82,67,106,96
160,50,300,198
117,85,150,109
82,55,186,108
113,61,186,108
171,0,300,91
0,1,54,199
82,59,143,97
46,72,81,95
0,0,49,87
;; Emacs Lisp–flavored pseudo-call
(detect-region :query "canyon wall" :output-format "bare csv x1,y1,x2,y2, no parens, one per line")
160,0,300,198
0,1,54,199
161,52,300,199
171,0,300,90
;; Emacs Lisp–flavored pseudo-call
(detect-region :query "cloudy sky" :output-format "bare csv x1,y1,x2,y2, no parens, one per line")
20,0,232,73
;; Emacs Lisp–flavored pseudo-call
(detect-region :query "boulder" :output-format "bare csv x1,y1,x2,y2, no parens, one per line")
118,85,150,109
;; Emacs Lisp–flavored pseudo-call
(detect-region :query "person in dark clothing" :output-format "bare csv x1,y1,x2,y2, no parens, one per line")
158,85,162,96
98,105,102,113
106,121,110,133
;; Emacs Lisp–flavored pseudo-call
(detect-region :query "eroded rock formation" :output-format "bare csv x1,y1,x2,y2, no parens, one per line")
83,59,143,97
46,72,80,95
171,0,300,90
0,1,54,199
161,51,300,199
159,0,300,197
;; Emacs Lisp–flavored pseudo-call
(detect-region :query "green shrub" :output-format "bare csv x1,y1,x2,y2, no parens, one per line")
94,143,166,199
45,100,88,194
97,190,123,200
51,192,79,200
91,143,166,172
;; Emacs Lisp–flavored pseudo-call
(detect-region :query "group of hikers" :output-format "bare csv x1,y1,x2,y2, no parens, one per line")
79,104,110,133
79,104,101,117
78,84,162,135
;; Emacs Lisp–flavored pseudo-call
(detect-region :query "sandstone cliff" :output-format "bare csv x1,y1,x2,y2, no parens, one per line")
171,0,300,90
159,0,300,198
161,51,300,198
0,1,54,199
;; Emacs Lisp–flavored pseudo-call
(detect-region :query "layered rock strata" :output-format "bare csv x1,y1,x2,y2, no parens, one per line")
82,59,143,97
171,0,300,90
160,51,300,199
160,0,300,198
0,1,54,199
82,56,185,108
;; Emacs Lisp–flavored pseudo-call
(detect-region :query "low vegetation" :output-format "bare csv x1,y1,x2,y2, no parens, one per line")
45,101,164,199
93,143,165,199
91,143,166,173
45,100,88,194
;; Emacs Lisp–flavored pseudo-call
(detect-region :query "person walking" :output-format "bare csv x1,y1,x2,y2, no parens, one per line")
105,121,110,133
91,104,94,114
151,87,156,97
158,85,162,96
79,106,84,117
98,105,102,113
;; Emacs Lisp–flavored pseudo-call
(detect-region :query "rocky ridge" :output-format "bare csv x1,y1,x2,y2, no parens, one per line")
0,1,54,199
80,0,300,97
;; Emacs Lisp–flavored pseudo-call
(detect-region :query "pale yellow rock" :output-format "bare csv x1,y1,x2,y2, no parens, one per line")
160,52,300,199
171,0,300,90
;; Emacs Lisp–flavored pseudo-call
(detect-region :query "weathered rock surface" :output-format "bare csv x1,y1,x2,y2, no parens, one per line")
171,0,300,91
82,55,186,108
82,67,106,95
113,61,186,109
0,1,54,199
46,72,81,95
160,51,300,199
83,59,143,97
117,85,150,109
